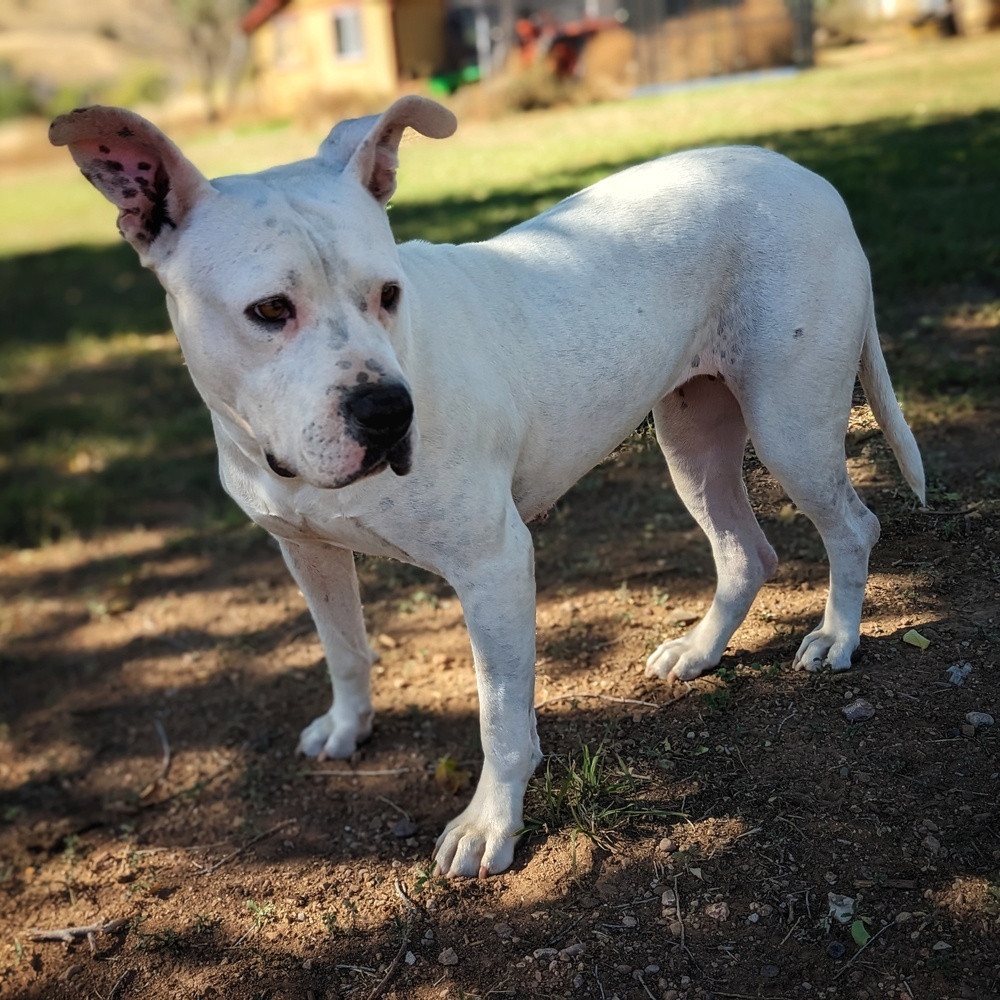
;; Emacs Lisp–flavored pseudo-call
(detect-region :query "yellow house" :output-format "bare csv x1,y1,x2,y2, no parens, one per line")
242,0,447,116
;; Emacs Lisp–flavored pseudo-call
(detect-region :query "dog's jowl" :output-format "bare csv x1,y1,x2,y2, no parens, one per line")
51,97,924,878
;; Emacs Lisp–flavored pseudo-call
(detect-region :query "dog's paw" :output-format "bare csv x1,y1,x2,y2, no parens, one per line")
792,630,856,673
644,636,719,682
432,807,519,879
297,708,373,760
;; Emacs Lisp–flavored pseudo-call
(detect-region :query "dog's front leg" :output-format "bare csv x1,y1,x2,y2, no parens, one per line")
278,539,376,760
434,515,542,878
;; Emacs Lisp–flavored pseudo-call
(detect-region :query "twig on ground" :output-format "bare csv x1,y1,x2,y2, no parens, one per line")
364,879,418,1000
832,919,894,981
535,689,690,710
194,818,297,876
298,767,411,777
140,761,232,810
779,916,801,946
378,795,411,822
140,717,172,799
28,918,128,953
776,703,797,735
672,873,686,953
107,968,136,1000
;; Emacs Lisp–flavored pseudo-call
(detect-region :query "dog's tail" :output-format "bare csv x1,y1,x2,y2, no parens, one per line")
858,309,926,505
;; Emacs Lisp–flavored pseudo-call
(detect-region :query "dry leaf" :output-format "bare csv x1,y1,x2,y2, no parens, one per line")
434,755,472,795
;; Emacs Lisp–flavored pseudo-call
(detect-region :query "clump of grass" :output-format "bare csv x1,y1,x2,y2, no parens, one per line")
523,741,682,849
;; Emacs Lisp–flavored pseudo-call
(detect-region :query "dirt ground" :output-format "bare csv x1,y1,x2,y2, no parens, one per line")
2,383,999,1000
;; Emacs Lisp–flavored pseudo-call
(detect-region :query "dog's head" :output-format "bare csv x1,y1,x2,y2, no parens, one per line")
49,97,456,490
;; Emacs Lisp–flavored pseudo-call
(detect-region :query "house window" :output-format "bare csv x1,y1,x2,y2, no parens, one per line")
332,8,365,60
273,15,301,69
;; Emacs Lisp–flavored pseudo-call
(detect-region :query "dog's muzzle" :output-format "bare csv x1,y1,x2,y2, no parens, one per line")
342,380,414,476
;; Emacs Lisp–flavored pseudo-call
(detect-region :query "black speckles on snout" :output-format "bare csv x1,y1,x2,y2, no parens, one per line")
364,358,387,375
117,126,135,138
99,144,110,154
691,354,701,369
326,319,349,349
356,371,369,384
794,327,804,339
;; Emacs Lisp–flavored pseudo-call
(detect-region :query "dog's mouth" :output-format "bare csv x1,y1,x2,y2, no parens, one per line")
265,453,298,478
264,434,412,489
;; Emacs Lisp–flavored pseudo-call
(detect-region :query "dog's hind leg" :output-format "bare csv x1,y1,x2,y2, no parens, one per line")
645,375,778,682
743,388,881,673
280,540,377,759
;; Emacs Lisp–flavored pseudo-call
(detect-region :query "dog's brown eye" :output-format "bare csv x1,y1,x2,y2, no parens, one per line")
249,296,295,324
380,282,401,313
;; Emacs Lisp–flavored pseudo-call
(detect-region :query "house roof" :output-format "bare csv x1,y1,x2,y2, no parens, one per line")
241,0,292,34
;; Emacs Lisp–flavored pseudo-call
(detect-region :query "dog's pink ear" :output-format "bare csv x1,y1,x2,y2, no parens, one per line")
319,96,456,206
49,106,212,260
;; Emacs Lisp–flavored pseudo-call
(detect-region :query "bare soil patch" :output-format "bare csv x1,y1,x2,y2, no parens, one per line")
1,400,998,1000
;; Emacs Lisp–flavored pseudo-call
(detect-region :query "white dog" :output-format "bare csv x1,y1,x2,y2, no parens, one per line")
51,96,924,878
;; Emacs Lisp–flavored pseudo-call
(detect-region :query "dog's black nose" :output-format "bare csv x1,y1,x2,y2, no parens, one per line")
342,381,413,448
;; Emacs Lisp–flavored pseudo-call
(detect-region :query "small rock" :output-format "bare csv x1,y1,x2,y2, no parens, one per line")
826,942,846,959
842,698,876,722
946,662,973,685
961,723,977,737
966,711,995,729
922,834,941,855
302,959,312,970
667,608,701,625
621,914,638,928
828,893,855,924
405,951,416,965
895,911,913,924
747,912,759,924
645,963,660,974
758,904,773,917
494,923,513,938
438,947,459,966
376,633,398,649
761,964,780,978
661,888,677,906
59,966,84,981
932,940,952,952
559,942,585,961
921,818,939,833
669,921,683,938
705,902,729,922
657,837,677,853
390,819,418,838
533,948,559,961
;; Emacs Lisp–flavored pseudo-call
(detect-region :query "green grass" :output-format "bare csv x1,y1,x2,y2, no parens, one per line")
1,34,999,548
523,741,683,849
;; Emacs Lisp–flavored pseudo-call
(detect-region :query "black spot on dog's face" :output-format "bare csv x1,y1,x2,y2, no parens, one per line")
356,371,369,384
137,162,152,171
104,160,124,172
117,126,135,138
99,144,110,154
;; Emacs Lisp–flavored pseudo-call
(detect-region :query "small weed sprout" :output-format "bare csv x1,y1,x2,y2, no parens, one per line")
246,900,275,929
523,741,683,849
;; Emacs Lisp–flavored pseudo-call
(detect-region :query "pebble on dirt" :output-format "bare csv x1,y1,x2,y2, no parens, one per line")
842,698,876,722
828,893,856,923
438,947,459,966
966,711,995,728
946,662,973,685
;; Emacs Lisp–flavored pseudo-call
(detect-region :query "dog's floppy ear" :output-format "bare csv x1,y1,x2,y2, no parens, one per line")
318,96,456,206
49,106,212,262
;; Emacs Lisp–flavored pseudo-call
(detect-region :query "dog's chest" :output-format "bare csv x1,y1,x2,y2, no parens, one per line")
217,436,413,561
